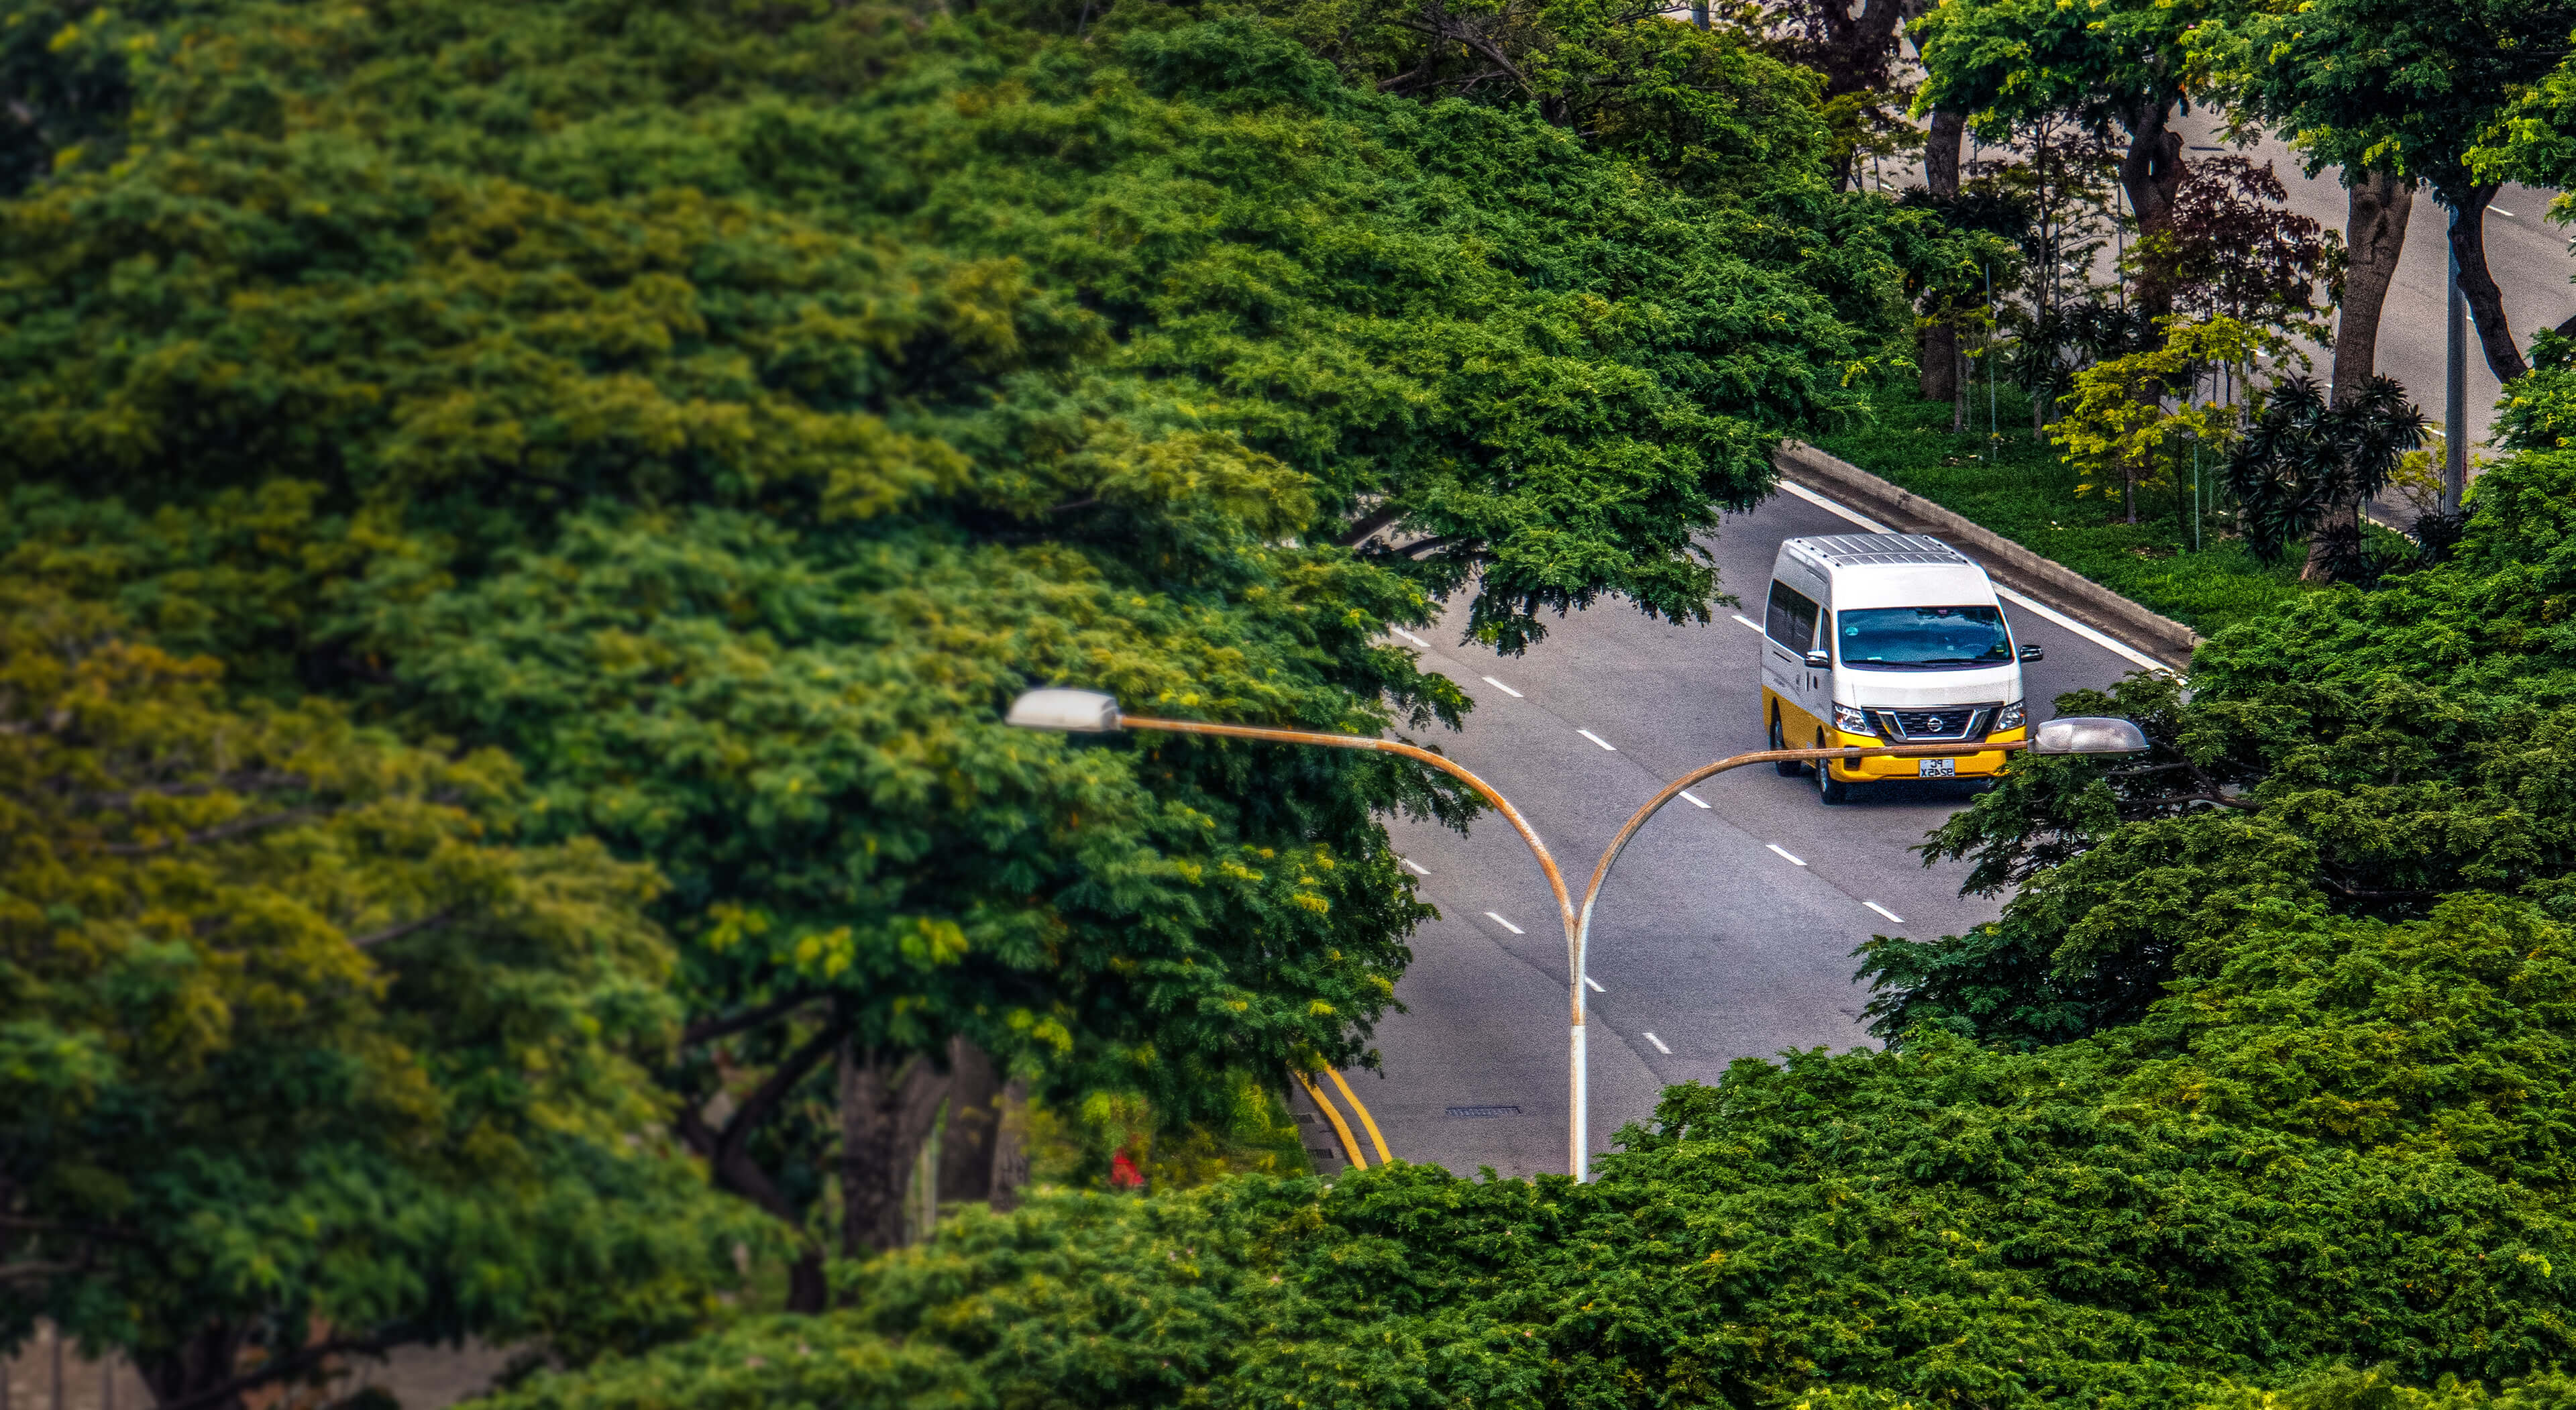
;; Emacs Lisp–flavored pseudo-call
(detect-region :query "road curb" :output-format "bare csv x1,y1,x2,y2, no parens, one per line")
1772,440,2202,672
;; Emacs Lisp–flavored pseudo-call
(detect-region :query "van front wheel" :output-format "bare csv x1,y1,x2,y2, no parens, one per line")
1770,712,1803,776
1814,730,1850,804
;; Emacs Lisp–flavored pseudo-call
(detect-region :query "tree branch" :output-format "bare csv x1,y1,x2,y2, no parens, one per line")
71,771,309,810
1396,533,1477,560
718,1022,846,1166
683,991,826,1047
155,1334,402,1410
103,808,319,857
349,909,457,950
1337,503,1407,548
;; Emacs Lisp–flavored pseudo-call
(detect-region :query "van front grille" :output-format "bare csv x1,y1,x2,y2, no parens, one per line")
1870,705,1997,741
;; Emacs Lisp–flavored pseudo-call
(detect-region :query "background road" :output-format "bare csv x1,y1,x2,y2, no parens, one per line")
1339,488,2147,1179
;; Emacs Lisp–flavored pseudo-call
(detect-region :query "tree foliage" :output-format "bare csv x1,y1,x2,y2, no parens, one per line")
2047,315,2258,519
1868,439,2576,1050
484,884,2576,1410
0,0,1927,1334
0,576,754,1400
2224,374,2429,563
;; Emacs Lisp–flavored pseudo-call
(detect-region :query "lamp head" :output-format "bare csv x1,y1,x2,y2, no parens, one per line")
2028,715,2149,756
1006,688,1123,733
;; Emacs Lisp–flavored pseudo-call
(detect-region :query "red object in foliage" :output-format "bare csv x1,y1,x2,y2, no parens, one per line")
1109,1148,1146,1190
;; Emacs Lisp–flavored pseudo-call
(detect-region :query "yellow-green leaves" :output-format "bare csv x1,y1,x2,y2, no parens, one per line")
0,573,754,1381
2048,315,2259,508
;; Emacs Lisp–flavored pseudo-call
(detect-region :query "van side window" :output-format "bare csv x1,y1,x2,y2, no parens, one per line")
1766,581,1821,650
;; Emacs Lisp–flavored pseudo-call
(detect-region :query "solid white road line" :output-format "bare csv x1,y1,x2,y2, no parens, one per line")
1864,901,1904,924
2496,207,2518,218
1776,478,2169,674
1731,614,1764,633
1578,728,1617,751
1644,1032,1672,1054
1778,478,1893,533
1480,675,1524,698
1401,857,1430,877
1485,911,1524,934
1767,843,1807,866
1990,584,2167,673
1585,975,1605,993
1679,790,1709,809
1391,628,1430,648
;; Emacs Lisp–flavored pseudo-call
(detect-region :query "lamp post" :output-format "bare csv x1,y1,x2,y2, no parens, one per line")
1006,688,2148,1180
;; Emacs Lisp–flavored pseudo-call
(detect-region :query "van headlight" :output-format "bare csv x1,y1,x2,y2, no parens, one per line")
1996,699,2027,731
1833,703,1874,736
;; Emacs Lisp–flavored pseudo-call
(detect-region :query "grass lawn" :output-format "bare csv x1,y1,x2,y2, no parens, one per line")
1809,383,2322,640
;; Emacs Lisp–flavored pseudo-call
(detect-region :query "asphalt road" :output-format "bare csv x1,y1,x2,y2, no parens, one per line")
1340,488,2148,1180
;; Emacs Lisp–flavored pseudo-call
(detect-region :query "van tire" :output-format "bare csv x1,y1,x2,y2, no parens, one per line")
1814,730,1850,804
1770,712,1803,775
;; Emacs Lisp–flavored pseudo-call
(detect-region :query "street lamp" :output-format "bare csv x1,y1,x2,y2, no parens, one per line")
1006,688,2146,1179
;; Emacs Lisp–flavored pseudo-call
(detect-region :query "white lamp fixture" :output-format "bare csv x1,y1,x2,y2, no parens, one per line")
1004,688,1123,733
2029,716,2150,755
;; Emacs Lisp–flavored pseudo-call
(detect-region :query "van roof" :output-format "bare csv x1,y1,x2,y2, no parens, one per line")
1785,534,1971,569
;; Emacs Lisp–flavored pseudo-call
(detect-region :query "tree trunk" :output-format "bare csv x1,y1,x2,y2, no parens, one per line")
2303,167,2415,583
935,1038,1007,1203
785,1250,829,1314
2332,168,2414,404
838,1041,951,1258
988,1077,1030,1211
2116,101,2185,322
138,1324,250,1410
673,1018,847,1310
2443,182,2529,384
1919,110,1965,405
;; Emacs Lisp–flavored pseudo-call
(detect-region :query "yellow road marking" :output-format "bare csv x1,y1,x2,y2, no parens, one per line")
1325,1067,1393,1164
1293,1071,1366,1170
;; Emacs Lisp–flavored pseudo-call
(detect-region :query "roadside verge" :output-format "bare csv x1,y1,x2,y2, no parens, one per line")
1774,440,2202,673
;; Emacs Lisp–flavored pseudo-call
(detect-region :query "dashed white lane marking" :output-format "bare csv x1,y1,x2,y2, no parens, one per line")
1577,728,1617,751
1480,675,1524,698
1864,901,1904,924
1731,614,1764,633
1391,628,1430,648
1485,911,1524,934
1401,857,1430,877
2496,207,2518,217
1585,975,1605,993
1679,790,1709,809
1644,1032,1672,1054
1767,843,1807,866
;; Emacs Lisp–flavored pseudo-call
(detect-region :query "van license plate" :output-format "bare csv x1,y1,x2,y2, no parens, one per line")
1917,758,1956,778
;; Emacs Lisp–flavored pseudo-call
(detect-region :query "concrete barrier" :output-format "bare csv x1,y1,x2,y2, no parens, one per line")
1772,439,2203,672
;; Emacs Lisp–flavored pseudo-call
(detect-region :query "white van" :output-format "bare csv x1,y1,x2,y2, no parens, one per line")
1760,533,2039,803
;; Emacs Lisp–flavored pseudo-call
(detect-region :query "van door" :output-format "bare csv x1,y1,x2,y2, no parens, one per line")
1763,579,1825,733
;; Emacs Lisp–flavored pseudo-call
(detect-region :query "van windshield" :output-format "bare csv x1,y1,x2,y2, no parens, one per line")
1838,606,2011,669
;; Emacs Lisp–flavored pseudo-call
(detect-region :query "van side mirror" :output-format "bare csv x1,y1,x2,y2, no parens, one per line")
2018,643,2044,662
1803,649,1831,669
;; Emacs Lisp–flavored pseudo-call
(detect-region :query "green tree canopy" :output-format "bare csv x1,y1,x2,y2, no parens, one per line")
1865,436,2576,1048
2190,0,2576,382
0,574,753,1406
478,886,2576,1410
1913,0,2209,317
0,0,1921,1290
